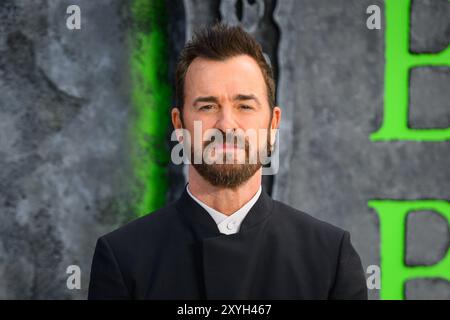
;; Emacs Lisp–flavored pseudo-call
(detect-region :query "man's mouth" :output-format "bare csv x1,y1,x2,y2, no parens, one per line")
213,143,244,152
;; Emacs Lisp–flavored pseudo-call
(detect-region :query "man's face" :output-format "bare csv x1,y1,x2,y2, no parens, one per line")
173,54,281,188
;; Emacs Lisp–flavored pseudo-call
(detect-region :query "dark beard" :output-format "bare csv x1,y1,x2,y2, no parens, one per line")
190,130,272,188
193,161,262,188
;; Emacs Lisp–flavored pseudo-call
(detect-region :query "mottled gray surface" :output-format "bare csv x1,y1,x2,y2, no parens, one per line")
0,0,132,299
406,211,449,266
410,0,450,53
0,0,449,300
271,0,449,300
410,67,450,128
406,279,450,300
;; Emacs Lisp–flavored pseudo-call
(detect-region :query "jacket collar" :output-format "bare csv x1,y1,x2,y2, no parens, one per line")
175,183,274,240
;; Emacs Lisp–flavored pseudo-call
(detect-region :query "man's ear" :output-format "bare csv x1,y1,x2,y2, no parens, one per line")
270,106,281,146
171,107,184,142
171,107,183,129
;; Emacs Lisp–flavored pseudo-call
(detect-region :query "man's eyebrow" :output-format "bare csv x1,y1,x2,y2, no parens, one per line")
233,94,261,105
192,96,219,105
192,94,261,106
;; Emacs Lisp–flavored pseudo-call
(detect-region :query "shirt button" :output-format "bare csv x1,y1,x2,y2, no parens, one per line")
227,221,235,230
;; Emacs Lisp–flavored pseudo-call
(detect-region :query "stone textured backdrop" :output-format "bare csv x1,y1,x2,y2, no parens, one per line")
0,0,448,299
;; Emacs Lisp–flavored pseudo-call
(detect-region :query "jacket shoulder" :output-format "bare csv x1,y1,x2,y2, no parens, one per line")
271,199,347,241
99,202,179,249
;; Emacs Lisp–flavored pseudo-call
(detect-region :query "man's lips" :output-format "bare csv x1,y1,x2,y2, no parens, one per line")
209,143,243,151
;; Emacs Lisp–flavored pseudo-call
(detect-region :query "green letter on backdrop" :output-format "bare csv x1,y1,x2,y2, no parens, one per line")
368,200,450,299
371,0,450,141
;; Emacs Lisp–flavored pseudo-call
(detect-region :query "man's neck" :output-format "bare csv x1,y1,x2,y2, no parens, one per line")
187,165,262,216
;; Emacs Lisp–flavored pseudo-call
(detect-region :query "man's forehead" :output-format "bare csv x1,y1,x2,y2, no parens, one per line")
186,55,264,77
184,55,267,100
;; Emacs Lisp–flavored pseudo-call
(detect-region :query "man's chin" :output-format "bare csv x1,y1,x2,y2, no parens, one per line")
192,163,262,188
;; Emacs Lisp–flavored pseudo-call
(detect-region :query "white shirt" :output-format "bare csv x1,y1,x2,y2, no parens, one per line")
186,184,262,235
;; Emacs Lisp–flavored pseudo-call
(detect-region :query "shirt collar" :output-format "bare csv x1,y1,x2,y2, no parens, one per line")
185,184,262,235
175,183,274,240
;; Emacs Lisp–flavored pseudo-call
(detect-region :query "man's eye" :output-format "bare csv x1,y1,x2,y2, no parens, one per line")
199,105,214,111
240,104,253,110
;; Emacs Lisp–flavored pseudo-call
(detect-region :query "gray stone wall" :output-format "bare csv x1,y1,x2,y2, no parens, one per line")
0,0,132,299
0,0,448,299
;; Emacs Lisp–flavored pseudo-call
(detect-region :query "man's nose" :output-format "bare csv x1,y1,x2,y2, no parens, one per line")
215,106,239,132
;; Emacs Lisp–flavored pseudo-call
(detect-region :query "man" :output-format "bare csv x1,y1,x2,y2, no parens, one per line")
88,23,367,300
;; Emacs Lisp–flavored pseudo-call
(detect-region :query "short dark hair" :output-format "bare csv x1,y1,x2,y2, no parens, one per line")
175,23,276,113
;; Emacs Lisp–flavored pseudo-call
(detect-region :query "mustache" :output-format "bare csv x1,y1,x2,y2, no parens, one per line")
203,131,249,150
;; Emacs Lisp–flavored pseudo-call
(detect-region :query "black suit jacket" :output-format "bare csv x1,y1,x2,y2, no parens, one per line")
88,186,367,299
